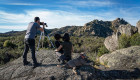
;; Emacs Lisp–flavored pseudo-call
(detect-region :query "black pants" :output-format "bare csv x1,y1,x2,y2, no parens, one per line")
60,55,71,62
23,38,37,64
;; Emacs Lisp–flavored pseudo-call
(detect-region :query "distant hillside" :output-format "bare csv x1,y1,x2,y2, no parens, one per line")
0,18,129,37
0,30,26,37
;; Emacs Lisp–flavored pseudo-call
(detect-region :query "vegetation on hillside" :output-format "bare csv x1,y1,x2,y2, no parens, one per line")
1,32,140,66
0,36,24,65
0,34,107,65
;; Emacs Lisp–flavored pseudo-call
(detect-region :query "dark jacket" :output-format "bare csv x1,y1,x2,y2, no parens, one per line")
66,56,87,67
55,41,63,54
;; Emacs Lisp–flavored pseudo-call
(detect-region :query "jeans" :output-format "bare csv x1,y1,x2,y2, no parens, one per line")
23,38,37,64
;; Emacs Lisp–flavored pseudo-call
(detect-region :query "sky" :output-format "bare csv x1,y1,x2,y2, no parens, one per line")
0,0,140,33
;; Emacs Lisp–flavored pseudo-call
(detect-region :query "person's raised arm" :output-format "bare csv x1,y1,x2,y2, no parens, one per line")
39,22,45,32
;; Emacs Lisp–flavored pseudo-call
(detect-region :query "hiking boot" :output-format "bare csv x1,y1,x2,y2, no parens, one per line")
23,61,30,66
33,63,42,68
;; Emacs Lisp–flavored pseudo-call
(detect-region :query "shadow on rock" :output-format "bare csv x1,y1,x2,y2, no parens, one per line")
40,64,59,68
87,67,140,79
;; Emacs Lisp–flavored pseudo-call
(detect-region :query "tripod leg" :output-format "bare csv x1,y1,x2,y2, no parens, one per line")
37,32,43,51
47,35,55,48
42,32,45,48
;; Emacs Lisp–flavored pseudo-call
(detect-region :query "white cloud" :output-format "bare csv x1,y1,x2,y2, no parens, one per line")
0,8,139,32
0,9,104,30
0,25,26,30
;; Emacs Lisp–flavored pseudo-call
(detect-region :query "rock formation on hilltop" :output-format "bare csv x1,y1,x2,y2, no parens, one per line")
45,18,129,37
74,18,128,37
76,19,113,37
111,18,128,32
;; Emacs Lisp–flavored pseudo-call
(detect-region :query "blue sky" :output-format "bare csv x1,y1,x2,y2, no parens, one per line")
0,0,140,33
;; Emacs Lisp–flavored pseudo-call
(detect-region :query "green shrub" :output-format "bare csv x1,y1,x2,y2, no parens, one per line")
3,40,16,48
130,33,140,46
97,45,109,57
118,34,130,49
87,52,97,61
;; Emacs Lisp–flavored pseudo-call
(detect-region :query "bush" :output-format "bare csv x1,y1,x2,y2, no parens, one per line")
87,52,97,61
130,33,140,46
97,45,109,57
118,34,130,49
3,40,16,48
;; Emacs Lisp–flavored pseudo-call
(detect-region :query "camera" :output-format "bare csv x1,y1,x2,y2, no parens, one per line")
40,22,47,25
40,22,48,27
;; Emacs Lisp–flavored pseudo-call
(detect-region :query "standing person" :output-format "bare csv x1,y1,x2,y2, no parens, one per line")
23,17,44,68
55,33,73,64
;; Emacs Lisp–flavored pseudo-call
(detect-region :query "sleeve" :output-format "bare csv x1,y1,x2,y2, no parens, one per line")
55,41,60,48
35,23,41,29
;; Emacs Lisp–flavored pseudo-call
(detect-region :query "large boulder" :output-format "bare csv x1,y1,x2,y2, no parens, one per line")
104,33,119,52
117,24,137,36
137,20,140,34
99,46,140,68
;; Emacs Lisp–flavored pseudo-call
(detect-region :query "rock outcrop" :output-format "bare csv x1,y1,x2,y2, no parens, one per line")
117,24,137,36
99,46,140,68
77,20,113,37
45,18,129,37
137,20,140,34
104,24,137,51
0,50,140,79
0,50,95,80
111,18,128,32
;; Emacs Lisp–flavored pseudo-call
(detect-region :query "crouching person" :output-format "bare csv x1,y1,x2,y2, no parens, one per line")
54,34,64,63
57,52,92,74
55,33,73,64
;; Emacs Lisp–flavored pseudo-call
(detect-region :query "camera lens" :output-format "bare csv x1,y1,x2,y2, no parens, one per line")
40,22,46,25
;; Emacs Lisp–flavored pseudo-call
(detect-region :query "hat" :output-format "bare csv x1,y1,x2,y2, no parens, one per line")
80,52,88,58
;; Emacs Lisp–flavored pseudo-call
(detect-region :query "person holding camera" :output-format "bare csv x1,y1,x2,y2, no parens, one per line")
23,17,44,68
